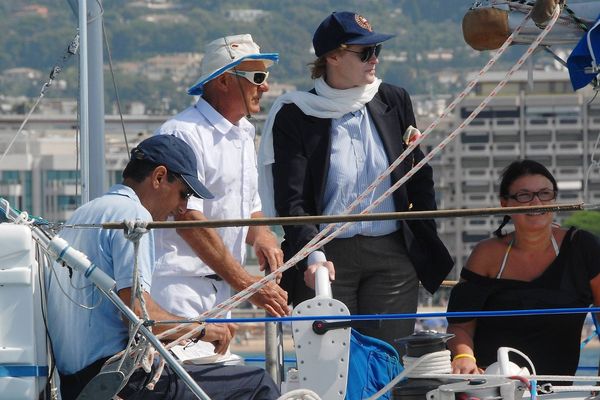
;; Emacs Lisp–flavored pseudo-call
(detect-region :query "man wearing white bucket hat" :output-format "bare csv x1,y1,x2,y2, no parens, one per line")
152,34,289,321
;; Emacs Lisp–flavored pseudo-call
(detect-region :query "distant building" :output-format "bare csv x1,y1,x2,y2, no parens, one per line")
15,5,48,18
141,14,189,23
437,70,461,86
1,68,42,82
37,98,78,116
225,9,270,22
382,52,408,63
114,53,201,83
128,0,179,10
142,53,202,82
0,114,165,222
425,49,454,62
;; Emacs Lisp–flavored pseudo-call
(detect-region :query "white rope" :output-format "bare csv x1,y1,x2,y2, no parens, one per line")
155,4,562,345
402,350,452,375
123,219,149,243
549,386,600,393
277,389,321,400
145,358,166,391
206,5,550,314
365,352,441,400
123,220,150,325
113,319,145,371
103,220,156,386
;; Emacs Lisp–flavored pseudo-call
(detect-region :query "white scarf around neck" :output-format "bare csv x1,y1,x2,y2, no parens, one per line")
257,77,382,216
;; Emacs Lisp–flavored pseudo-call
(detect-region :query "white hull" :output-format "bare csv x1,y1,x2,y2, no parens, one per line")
0,224,48,399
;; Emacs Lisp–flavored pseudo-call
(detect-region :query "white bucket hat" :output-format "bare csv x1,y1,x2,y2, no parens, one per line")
188,34,279,95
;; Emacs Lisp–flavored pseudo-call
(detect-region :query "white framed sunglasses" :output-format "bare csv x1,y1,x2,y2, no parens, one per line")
226,70,269,85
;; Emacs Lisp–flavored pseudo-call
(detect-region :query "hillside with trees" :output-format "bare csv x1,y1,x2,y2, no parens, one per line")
0,0,529,112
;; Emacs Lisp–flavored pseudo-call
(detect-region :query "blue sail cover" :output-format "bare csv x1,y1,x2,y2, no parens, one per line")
346,329,401,400
567,15,600,91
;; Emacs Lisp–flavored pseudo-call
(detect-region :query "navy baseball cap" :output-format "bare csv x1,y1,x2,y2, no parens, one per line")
313,11,394,58
132,135,214,199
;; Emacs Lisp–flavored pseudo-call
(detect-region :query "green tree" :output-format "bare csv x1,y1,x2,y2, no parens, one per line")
563,211,600,236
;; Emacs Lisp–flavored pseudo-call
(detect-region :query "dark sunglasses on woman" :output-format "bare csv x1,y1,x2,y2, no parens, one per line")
341,44,382,63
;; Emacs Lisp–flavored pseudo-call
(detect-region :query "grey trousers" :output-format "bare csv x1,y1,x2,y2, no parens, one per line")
324,231,419,355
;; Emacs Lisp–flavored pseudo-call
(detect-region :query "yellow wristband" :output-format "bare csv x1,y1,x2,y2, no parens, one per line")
453,353,476,362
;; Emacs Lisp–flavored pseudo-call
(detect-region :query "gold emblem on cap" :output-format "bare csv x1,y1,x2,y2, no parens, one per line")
355,14,372,32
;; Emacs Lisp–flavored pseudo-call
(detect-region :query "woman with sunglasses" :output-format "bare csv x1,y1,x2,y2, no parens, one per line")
447,159,600,379
257,11,452,355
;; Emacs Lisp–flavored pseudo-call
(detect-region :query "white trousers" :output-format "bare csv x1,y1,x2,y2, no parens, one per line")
151,275,232,319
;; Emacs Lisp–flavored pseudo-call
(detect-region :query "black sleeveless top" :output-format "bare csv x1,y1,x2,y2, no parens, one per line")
447,227,600,376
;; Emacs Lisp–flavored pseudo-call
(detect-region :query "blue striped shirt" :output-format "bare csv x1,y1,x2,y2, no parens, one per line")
321,107,398,238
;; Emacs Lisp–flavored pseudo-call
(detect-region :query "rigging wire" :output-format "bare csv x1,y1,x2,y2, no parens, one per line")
99,0,131,158
564,4,591,32
0,34,79,167
35,240,57,395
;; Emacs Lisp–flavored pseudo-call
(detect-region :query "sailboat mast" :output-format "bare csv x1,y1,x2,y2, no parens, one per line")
86,0,106,202
77,0,89,203
72,0,106,203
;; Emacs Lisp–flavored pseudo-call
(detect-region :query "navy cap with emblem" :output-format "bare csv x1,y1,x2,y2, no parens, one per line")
132,135,214,199
312,11,395,58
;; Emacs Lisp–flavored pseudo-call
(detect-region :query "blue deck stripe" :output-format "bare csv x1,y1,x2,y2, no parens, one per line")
0,365,49,378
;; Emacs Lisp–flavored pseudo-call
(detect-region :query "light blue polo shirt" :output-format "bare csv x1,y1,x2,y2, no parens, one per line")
322,108,398,237
46,184,155,374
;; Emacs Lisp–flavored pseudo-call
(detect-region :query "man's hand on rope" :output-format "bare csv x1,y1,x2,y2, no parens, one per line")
253,230,284,284
249,276,290,317
202,323,235,354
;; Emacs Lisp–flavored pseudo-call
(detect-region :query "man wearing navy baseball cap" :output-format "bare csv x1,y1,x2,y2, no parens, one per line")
130,134,214,201
258,11,453,355
46,134,279,400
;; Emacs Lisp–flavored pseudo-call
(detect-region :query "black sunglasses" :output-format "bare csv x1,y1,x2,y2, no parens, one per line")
172,174,194,200
506,189,557,203
341,44,382,63
180,188,193,200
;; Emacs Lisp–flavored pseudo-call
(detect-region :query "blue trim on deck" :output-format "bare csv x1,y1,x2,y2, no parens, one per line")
0,365,49,378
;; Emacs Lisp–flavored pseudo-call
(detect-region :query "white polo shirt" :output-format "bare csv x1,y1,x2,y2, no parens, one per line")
153,97,261,278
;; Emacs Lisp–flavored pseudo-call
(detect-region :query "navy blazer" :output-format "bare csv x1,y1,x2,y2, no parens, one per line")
272,83,453,303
